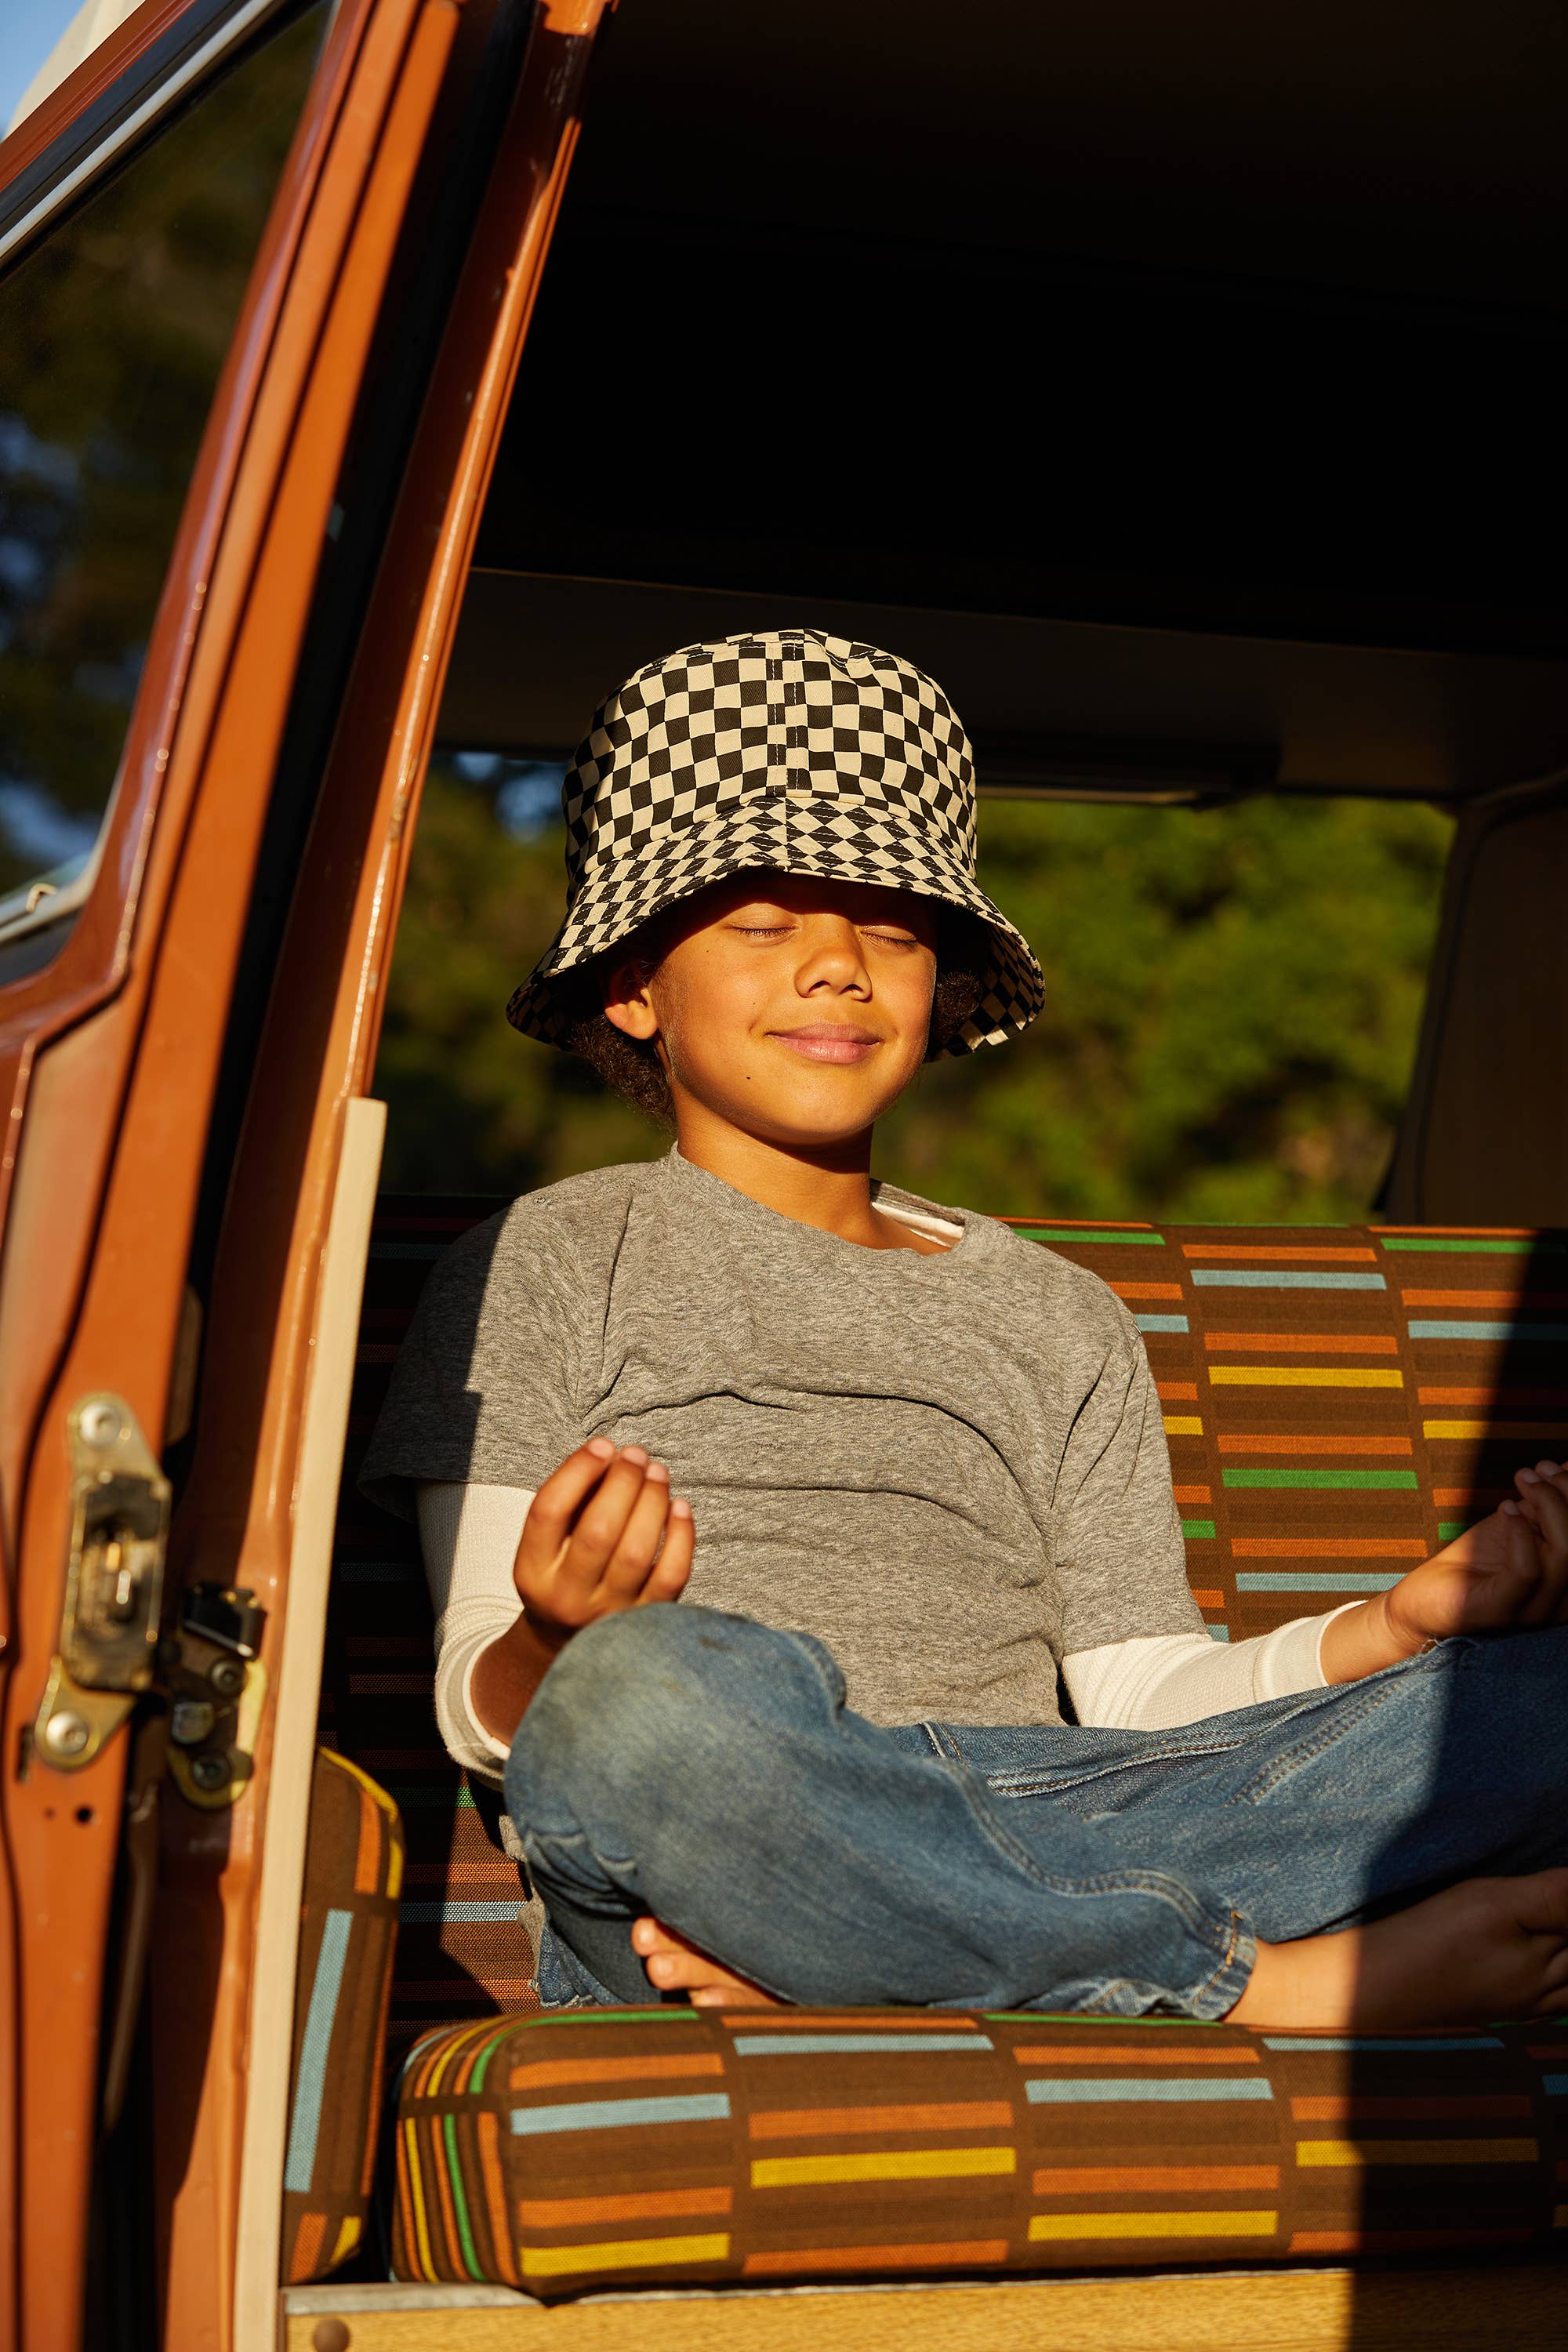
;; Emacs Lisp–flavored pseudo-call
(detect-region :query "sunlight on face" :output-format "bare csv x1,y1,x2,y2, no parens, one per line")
606,872,940,1149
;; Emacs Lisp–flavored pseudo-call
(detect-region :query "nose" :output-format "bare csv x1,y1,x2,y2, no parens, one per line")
793,913,871,997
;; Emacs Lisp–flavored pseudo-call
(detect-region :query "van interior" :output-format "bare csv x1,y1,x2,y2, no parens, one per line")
281,5,1568,2343
5,2,1567,2347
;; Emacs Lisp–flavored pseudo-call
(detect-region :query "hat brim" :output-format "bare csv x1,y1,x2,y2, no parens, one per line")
505,800,1044,1056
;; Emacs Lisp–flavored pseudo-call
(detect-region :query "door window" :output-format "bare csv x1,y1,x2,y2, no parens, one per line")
0,0,328,963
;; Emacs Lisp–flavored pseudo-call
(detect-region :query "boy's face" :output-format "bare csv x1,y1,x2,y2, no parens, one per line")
603,872,940,1149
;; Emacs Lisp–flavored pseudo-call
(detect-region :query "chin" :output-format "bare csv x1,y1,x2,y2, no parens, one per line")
734,1080,907,1146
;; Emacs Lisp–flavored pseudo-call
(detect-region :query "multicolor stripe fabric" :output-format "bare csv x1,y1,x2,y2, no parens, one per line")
319,1201,549,2050
282,1749,405,2281
1009,1220,1568,1641
391,2008,1568,2292
318,1201,1568,2293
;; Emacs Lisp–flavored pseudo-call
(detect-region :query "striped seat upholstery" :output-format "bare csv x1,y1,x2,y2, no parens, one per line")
282,1748,405,2281
321,1201,549,2056
393,2008,1568,2290
317,1201,1568,2292
1004,1218,1568,1642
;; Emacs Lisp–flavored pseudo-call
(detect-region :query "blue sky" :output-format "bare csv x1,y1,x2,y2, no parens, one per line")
1,2,96,134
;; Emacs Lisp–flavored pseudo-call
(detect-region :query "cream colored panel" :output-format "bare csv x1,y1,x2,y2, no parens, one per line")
232,1096,387,2352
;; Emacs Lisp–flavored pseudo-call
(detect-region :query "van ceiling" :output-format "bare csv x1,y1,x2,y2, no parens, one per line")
448,0,1568,799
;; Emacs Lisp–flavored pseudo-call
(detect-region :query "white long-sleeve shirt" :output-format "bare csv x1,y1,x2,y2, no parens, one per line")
414,1479,1353,1788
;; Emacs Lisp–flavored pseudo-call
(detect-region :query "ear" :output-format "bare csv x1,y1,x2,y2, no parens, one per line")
601,954,660,1042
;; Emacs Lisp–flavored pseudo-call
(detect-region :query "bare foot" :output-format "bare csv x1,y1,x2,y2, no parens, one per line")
630,1915,786,2008
1229,1868,1568,2030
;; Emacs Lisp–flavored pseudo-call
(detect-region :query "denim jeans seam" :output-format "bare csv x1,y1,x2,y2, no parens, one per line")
1185,1907,1255,2020
1229,1679,1403,1806
788,1625,849,1711
983,1729,1258,1800
938,1752,1240,1996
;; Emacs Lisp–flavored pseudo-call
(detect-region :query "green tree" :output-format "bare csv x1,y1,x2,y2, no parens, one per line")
0,4,327,896
374,767,660,1194
375,763,1451,1222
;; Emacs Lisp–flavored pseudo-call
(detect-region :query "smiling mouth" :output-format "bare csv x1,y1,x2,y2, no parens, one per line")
769,1024,884,1065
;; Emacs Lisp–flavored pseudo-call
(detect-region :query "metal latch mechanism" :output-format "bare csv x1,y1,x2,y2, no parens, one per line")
31,1396,268,1802
160,1582,267,1808
32,1396,172,1772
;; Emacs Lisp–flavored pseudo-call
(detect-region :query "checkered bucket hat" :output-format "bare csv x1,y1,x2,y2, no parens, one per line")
506,629,1046,1053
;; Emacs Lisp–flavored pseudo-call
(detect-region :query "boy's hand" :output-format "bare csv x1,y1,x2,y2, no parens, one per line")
1323,1460,1568,1682
514,1438,695,1650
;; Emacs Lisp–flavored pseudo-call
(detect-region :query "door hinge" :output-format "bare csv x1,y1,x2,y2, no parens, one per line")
32,1396,172,1773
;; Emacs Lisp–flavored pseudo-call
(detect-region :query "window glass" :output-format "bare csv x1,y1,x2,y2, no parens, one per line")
0,1,328,950
376,764,1453,1224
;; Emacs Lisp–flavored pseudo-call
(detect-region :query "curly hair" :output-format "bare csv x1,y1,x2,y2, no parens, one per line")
550,906,989,1126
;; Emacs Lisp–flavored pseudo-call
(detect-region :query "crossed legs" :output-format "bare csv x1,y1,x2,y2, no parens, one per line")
506,1604,1568,2024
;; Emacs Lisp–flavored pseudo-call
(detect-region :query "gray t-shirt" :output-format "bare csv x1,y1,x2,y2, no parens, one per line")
360,1149,1200,1726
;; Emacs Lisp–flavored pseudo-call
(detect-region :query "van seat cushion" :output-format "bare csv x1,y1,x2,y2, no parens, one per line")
282,1748,405,2281
391,2006,1568,2294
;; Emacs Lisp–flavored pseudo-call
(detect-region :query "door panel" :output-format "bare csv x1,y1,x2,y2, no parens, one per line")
0,2,474,2342
0,0,615,2339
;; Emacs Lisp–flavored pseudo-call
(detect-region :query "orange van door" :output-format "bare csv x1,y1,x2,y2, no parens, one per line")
0,2,610,2345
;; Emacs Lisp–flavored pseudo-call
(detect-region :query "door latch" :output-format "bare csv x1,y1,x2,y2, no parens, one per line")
160,1582,267,1808
33,1395,172,1772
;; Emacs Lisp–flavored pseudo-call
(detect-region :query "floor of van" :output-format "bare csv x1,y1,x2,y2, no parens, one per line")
280,2256,1568,2349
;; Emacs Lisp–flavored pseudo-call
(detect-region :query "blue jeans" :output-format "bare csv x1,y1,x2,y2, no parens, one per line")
504,1604,1568,2019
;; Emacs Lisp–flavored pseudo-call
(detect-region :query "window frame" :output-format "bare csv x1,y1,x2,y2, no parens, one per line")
0,0,310,268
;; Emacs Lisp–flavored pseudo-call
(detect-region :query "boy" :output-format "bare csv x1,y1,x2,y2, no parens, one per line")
363,628,1568,2028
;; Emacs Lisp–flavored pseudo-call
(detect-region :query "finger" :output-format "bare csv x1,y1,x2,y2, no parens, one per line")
514,1445,619,1608
598,1463,675,1596
516,1439,616,1563
558,1448,655,1584
537,1453,655,1620
636,1497,695,1604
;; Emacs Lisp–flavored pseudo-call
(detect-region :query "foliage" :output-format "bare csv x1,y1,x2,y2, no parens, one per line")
0,5,326,898
374,764,1453,1221
375,767,659,1194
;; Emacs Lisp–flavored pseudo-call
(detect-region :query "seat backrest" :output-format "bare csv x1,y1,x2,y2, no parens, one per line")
321,1200,1566,2039
1007,1217,1566,1642
321,1198,528,2054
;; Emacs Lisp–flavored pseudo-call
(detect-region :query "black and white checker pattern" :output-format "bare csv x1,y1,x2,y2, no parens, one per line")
506,630,1046,1055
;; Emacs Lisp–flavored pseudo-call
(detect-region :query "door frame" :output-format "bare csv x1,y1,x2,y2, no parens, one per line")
0,0,526,2339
